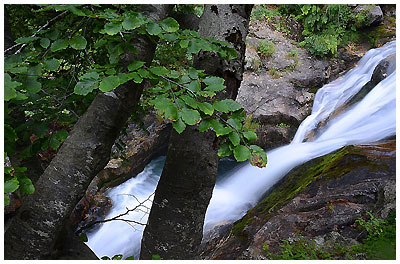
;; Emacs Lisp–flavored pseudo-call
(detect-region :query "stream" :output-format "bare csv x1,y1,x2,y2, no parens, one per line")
86,40,396,259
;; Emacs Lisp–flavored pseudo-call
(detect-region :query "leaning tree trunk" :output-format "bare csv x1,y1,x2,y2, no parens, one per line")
4,5,172,260
140,4,253,260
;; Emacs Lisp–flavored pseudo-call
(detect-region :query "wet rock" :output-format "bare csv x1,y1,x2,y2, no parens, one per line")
200,141,396,259
354,5,383,28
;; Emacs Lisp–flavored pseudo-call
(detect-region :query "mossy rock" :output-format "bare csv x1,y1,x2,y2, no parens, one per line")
232,144,390,240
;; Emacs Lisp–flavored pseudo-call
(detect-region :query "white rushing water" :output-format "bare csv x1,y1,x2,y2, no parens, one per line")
86,41,396,258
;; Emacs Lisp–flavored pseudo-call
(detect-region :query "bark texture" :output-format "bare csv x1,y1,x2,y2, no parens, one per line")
4,5,172,260
140,4,252,260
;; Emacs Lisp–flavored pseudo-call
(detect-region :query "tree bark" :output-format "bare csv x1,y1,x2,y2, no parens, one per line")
4,5,172,260
140,4,252,260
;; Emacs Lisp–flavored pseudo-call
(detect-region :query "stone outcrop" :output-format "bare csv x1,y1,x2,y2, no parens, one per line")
354,5,383,28
239,20,360,150
200,140,396,259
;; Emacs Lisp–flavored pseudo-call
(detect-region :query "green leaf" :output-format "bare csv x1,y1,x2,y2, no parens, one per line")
152,254,161,260
94,38,107,49
4,73,20,101
146,22,162,35
15,92,28,101
14,167,27,173
49,136,61,150
180,95,198,109
199,119,212,132
222,99,242,112
213,100,231,113
233,145,250,162
188,67,198,79
250,145,267,167
126,256,135,260
18,176,35,194
138,68,150,78
55,130,69,141
186,80,201,93
4,177,19,193
210,119,232,136
112,255,123,260
99,76,120,92
43,59,60,71
75,72,99,95
122,14,145,30
172,118,186,134
15,36,38,44
50,39,69,52
179,39,189,48
226,118,242,131
101,256,111,260
104,22,122,35
79,233,88,242
40,38,50,48
33,122,48,138
5,193,10,206
203,76,226,92
243,131,257,142
161,17,180,32
218,142,232,157
130,72,143,83
128,60,146,71
164,104,179,121
8,66,28,74
181,108,201,125
69,35,87,50
107,42,124,64
25,78,42,94
4,124,17,142
81,71,100,80
198,102,214,116
149,66,169,76
229,132,241,146
161,33,178,41
67,5,86,16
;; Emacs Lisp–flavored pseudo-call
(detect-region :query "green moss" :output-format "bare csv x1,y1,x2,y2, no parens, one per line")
231,145,387,240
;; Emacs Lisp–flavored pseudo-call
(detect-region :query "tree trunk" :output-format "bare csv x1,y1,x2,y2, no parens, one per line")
4,5,172,260
140,4,252,260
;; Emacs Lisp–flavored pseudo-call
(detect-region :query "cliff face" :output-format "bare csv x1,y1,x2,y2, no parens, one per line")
200,141,396,260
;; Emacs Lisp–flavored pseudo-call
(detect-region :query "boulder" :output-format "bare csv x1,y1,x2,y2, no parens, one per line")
200,140,396,259
354,5,383,28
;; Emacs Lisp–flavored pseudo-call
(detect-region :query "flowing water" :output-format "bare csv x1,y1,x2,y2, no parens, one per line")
86,41,396,258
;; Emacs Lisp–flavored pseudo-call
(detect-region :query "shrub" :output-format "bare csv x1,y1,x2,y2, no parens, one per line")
258,40,275,57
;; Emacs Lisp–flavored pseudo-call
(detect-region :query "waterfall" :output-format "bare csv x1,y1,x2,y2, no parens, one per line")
85,41,396,258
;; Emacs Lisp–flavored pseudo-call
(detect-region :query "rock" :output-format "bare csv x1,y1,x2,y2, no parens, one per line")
371,54,396,83
354,5,383,28
237,19,361,150
200,141,396,259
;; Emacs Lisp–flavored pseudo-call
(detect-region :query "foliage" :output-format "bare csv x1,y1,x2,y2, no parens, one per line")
4,156,34,206
4,4,268,205
353,211,396,259
251,5,281,21
257,39,275,57
279,4,372,57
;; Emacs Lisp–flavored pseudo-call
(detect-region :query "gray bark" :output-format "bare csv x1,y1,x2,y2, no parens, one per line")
140,4,252,260
4,5,172,260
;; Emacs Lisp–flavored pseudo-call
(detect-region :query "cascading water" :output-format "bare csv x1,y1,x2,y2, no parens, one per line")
86,41,396,258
